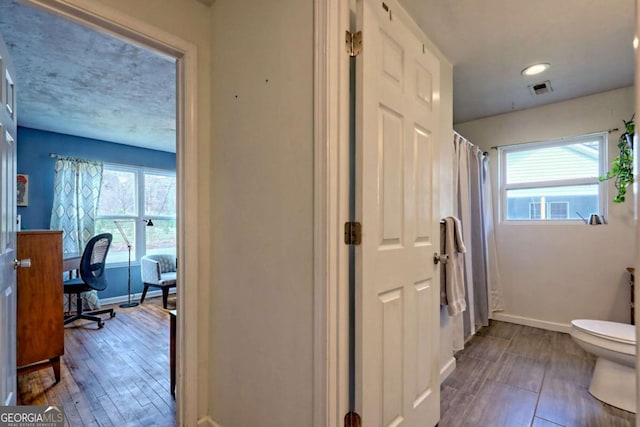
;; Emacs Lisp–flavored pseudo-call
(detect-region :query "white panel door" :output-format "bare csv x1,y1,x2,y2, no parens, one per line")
0,31,18,406
355,0,440,425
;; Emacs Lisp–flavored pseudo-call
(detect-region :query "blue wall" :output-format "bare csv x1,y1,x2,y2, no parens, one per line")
17,127,176,299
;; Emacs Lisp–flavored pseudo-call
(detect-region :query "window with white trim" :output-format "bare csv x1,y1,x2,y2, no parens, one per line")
500,133,606,222
95,164,176,264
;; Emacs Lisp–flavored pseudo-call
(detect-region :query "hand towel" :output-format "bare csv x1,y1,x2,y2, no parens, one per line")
440,216,467,316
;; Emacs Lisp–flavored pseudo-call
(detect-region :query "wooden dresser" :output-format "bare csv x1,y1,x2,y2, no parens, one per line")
17,230,64,381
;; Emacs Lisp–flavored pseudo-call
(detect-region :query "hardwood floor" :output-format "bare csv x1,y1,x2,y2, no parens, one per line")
18,296,176,427
440,320,636,427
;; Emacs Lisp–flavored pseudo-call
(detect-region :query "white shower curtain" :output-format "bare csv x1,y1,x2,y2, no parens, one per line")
453,132,503,345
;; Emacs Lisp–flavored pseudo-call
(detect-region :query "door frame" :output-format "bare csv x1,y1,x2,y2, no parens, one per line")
20,0,199,424
313,0,350,425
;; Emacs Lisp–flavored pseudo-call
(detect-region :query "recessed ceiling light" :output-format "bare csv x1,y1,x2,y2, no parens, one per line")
634,36,638,50
521,63,550,76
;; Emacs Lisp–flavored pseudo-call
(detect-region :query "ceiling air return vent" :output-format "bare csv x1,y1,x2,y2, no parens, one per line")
528,80,553,96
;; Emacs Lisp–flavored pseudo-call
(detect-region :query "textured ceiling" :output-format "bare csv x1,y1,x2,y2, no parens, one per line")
398,0,635,124
0,0,176,152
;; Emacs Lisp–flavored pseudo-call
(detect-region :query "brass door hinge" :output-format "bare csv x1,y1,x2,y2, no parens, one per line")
344,411,362,427
344,221,362,245
346,30,362,57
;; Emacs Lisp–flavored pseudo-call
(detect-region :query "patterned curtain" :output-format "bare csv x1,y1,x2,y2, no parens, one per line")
50,157,104,254
50,157,104,312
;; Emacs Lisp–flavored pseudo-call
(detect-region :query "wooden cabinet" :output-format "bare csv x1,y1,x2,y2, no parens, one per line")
17,230,63,381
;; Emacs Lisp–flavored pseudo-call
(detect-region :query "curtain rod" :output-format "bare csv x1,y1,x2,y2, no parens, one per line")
454,130,489,156
489,128,619,150
49,152,127,167
49,153,100,162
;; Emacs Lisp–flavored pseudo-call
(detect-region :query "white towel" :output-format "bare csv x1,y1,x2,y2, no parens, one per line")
440,216,467,316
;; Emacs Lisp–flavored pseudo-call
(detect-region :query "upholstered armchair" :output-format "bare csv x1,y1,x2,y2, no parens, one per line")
140,254,177,309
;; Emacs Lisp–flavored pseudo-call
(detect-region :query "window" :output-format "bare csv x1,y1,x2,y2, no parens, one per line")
500,133,606,222
96,165,176,264
528,201,569,220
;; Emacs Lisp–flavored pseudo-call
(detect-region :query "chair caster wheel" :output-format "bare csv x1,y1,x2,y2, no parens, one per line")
110,312,116,318
98,321,104,329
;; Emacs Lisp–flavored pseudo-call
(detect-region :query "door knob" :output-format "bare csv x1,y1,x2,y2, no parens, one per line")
433,253,448,265
13,258,31,269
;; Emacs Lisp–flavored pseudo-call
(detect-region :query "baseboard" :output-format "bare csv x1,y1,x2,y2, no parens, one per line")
439,356,456,383
492,312,571,334
197,416,220,427
99,288,177,306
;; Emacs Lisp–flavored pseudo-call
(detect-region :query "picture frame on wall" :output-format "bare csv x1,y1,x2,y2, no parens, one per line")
17,173,28,207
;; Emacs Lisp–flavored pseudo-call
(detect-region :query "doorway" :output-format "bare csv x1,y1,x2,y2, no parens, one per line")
4,0,200,424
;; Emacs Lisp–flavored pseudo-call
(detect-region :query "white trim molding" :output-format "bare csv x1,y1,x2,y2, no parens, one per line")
197,416,220,427
313,0,350,425
99,288,176,307
492,312,571,334
439,357,456,383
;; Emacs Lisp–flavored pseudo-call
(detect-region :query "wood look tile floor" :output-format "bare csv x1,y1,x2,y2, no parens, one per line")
17,296,176,427
440,320,636,427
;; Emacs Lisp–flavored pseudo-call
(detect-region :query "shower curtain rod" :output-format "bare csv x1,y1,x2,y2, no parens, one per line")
453,130,489,156
489,127,619,151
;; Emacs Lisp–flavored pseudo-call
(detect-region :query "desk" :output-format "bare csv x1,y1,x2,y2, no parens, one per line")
169,309,177,397
63,253,81,279
63,253,82,314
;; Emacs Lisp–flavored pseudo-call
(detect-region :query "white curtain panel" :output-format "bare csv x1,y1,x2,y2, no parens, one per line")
483,157,504,313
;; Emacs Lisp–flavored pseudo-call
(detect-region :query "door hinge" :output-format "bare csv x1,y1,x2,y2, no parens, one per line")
346,30,362,57
344,221,362,245
344,411,362,427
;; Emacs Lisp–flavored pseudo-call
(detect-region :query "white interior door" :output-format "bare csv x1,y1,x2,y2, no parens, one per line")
354,0,441,425
0,31,18,406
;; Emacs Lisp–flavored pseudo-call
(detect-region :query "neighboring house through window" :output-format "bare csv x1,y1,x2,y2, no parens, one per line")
96,164,176,264
500,133,606,222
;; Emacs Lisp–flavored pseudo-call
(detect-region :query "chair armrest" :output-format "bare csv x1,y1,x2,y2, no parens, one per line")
141,257,162,284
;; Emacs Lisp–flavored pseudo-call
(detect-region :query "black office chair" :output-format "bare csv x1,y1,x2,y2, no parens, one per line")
64,233,116,328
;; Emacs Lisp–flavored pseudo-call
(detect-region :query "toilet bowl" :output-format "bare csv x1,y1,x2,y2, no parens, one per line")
570,319,636,413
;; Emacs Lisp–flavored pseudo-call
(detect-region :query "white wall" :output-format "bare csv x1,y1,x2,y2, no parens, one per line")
455,87,636,330
210,1,315,425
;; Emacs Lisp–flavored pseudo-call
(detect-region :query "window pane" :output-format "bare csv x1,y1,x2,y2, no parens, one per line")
506,185,599,220
98,169,137,216
95,218,136,263
505,140,599,184
146,219,176,256
145,173,176,217
548,201,569,219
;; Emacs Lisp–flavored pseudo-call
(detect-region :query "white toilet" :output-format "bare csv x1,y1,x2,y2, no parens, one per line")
570,319,636,413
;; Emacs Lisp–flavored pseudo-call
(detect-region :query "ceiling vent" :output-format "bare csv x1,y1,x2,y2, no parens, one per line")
528,80,553,96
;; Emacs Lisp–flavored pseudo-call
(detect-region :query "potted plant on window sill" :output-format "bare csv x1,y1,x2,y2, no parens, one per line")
600,115,635,203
